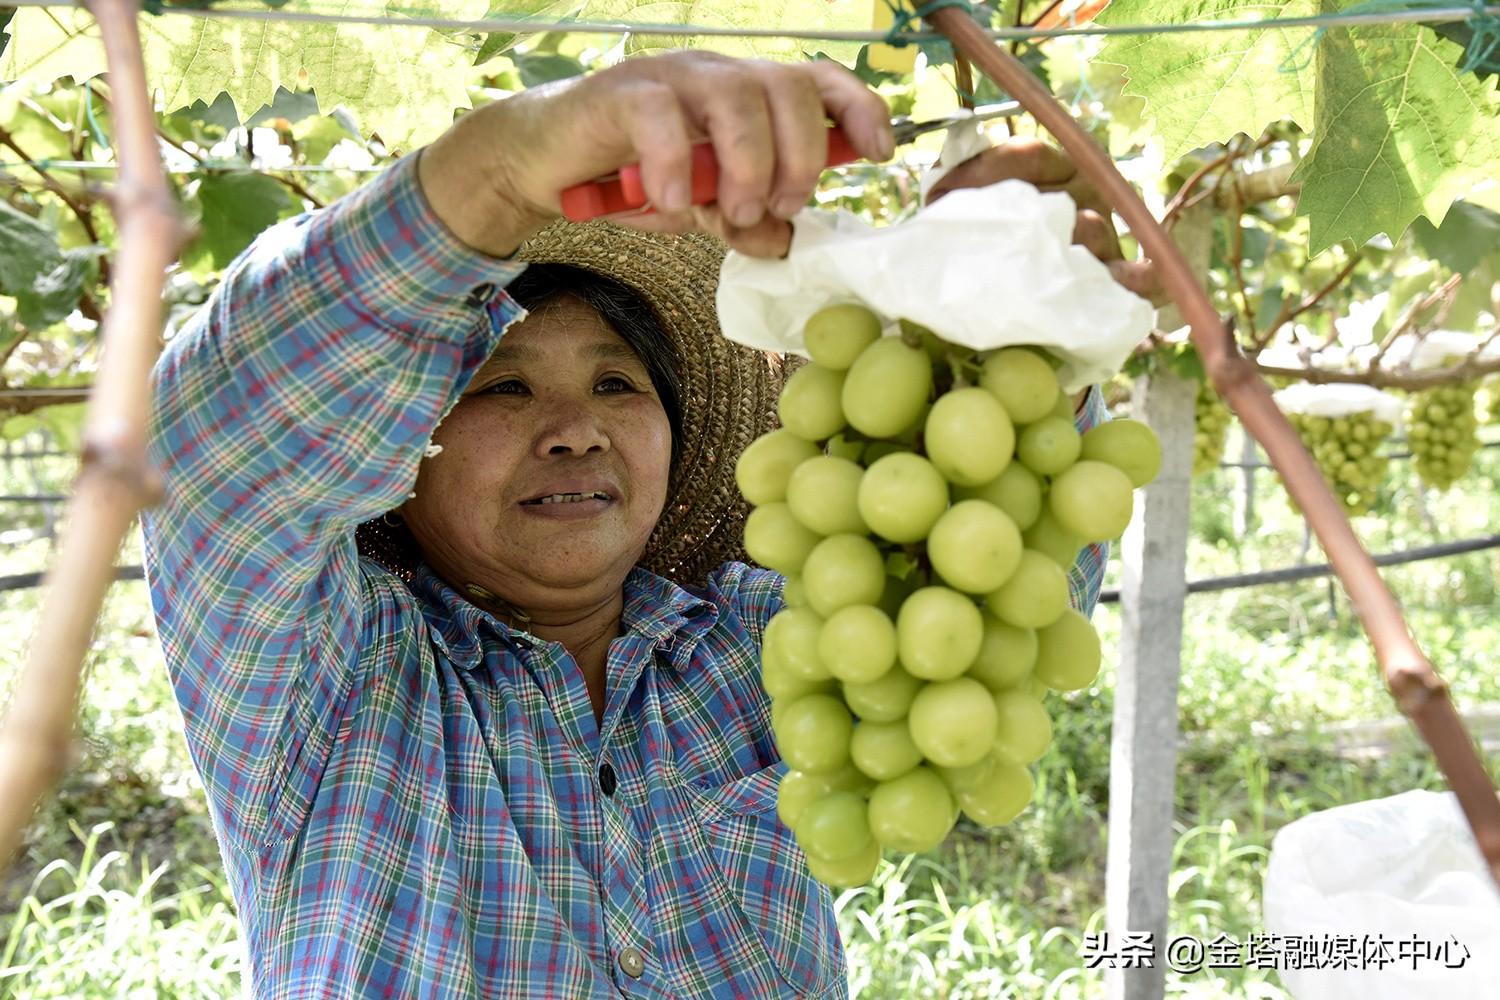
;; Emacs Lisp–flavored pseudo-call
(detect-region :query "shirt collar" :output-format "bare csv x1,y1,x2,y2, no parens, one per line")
406,562,719,672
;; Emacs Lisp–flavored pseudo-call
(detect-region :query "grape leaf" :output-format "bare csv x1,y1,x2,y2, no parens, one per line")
1410,200,1500,274
1096,0,1318,160
474,0,587,65
512,50,586,86
1428,20,1500,82
0,201,97,328
3,1,490,150
181,172,295,273
579,0,864,63
1292,22,1500,253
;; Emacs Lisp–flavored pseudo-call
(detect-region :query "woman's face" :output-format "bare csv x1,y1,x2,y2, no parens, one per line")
401,294,673,615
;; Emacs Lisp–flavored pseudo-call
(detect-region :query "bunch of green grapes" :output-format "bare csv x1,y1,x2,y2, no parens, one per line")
734,303,1162,889
1406,383,1481,490
1193,381,1232,477
1284,410,1394,516
1481,378,1500,426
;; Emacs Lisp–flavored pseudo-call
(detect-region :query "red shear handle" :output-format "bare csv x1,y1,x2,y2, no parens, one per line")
559,125,864,222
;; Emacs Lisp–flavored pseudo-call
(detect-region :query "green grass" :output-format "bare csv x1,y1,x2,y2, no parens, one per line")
3,437,1500,996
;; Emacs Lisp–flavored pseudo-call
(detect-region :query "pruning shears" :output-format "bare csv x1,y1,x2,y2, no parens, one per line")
559,100,1022,222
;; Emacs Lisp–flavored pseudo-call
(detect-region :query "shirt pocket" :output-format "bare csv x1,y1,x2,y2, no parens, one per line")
679,762,846,998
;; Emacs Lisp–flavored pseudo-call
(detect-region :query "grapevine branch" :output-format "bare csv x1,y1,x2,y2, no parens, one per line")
1246,251,1365,357
0,387,94,415
928,5,1500,886
0,0,186,867
88,81,328,210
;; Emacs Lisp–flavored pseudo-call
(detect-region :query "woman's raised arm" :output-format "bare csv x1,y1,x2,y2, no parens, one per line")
143,154,526,846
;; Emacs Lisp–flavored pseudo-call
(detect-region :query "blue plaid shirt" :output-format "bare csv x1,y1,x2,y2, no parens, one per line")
142,152,1106,999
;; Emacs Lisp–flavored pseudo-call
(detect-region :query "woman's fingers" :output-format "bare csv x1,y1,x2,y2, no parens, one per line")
615,80,699,216
690,63,778,228
757,65,837,220
925,137,1075,205
1074,208,1123,262
804,58,895,163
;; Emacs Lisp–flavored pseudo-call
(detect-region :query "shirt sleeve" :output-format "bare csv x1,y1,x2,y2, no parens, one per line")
141,152,527,845
1067,385,1111,617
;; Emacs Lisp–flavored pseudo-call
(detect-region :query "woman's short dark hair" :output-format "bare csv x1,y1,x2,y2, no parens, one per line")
503,263,685,472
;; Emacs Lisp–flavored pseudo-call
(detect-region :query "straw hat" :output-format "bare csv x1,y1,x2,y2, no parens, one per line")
355,218,793,587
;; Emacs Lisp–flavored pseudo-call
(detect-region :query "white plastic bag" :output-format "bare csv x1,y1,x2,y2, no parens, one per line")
1264,789,1500,998
715,165,1154,394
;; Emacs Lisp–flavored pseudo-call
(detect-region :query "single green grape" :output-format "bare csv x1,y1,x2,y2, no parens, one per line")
744,502,822,575
850,719,924,781
896,586,985,680
804,303,882,371
1078,418,1162,488
842,665,924,723
774,693,854,773
955,758,1034,827
927,500,1023,594
736,429,822,506
986,550,1069,629
923,388,1015,487
817,604,898,683
967,616,1038,692
858,452,950,543
1022,510,1084,570
908,677,999,768
794,790,874,860
802,534,886,617
979,347,1059,424
805,836,881,888
777,363,847,442
841,337,933,438
763,606,829,682
1016,416,1081,476
990,688,1052,765
1032,607,1102,692
786,455,868,535
867,766,956,853
1048,460,1135,542
955,463,1043,532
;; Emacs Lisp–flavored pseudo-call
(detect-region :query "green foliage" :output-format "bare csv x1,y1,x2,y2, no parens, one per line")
1098,0,1318,161
0,823,242,999
1294,20,1500,253
3,0,491,150
181,171,296,273
1411,199,1500,274
1100,0,1500,252
0,202,97,329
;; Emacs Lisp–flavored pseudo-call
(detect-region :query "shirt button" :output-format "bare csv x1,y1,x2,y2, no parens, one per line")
465,282,497,308
598,762,618,797
618,946,645,979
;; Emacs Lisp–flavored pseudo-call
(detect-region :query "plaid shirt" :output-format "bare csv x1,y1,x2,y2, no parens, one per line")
142,152,1107,999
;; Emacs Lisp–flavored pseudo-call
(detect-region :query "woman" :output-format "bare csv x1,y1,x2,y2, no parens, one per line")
143,50,1152,999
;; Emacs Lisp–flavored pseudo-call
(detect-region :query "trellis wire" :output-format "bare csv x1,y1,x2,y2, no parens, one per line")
1217,437,1500,469
1097,532,1500,604
0,158,388,174
4,531,1497,594
3,0,1499,43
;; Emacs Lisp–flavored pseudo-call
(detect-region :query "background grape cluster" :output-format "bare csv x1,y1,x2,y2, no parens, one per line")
1284,411,1394,516
1193,382,1233,477
736,304,1161,889
1406,382,1481,490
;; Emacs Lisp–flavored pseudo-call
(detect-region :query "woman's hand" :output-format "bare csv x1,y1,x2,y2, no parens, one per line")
418,50,894,260
924,137,1165,304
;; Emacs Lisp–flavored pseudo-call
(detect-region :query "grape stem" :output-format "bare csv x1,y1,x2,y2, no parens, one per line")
926,5,1500,887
